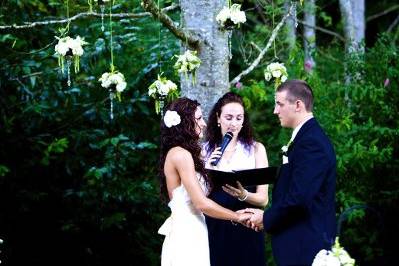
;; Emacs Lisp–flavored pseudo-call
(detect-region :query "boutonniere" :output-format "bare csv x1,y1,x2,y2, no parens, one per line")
281,140,293,157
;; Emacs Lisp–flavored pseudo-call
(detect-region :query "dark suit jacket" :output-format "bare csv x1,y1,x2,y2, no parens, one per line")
263,118,336,266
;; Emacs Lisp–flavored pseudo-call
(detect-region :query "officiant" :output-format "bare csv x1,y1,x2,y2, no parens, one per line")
202,92,269,266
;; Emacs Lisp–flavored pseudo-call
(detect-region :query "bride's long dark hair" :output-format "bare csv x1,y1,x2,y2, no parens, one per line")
159,97,209,200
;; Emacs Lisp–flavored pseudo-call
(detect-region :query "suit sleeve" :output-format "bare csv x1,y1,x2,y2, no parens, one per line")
264,137,330,233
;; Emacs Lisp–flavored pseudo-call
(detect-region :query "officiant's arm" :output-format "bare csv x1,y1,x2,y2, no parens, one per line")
223,142,269,207
173,149,250,223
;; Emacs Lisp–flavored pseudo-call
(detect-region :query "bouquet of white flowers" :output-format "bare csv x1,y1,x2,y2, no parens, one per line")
99,71,127,120
312,237,355,266
216,3,246,30
55,36,88,74
174,50,201,83
264,62,288,89
99,71,127,95
148,75,179,115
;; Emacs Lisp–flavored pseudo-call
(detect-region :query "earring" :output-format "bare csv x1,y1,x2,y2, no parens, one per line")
217,123,221,127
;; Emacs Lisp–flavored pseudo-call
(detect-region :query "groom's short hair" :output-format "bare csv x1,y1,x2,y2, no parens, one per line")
277,79,314,112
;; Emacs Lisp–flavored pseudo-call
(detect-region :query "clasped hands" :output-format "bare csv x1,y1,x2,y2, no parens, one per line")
236,208,264,232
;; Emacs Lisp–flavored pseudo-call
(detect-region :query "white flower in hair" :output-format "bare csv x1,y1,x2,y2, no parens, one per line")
164,110,181,128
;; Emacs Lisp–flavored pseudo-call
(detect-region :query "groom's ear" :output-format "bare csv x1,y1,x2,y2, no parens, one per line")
295,100,305,112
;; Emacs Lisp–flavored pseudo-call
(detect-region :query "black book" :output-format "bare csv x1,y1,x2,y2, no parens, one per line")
206,166,279,187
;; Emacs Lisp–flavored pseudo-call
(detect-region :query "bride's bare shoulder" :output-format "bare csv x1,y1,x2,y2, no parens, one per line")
167,146,193,162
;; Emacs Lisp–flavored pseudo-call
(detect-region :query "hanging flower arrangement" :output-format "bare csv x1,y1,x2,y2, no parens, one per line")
55,35,88,86
264,62,288,89
148,75,179,115
99,71,127,119
216,3,247,30
312,237,355,266
174,50,201,84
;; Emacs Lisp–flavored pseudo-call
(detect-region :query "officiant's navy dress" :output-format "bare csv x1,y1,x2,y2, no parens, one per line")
205,142,266,266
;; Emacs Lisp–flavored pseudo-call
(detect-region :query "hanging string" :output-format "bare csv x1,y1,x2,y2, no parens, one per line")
65,0,70,35
108,0,115,120
158,0,162,74
88,0,93,13
109,0,115,72
272,0,277,59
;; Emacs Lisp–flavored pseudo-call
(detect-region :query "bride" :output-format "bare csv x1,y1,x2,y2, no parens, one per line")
158,98,250,266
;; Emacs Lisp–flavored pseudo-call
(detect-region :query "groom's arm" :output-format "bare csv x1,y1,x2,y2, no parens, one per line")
263,137,331,233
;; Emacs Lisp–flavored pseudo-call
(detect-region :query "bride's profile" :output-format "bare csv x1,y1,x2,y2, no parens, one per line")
158,97,250,266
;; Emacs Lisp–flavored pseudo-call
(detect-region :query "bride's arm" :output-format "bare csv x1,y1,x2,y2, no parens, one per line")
170,148,247,222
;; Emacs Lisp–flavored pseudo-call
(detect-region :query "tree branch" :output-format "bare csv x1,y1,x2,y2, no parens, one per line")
230,4,294,85
298,19,345,42
0,4,178,30
366,4,399,22
141,0,200,48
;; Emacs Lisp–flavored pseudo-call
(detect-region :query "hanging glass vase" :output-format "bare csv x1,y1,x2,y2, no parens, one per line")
109,86,115,120
156,96,166,117
65,49,73,87
99,0,106,31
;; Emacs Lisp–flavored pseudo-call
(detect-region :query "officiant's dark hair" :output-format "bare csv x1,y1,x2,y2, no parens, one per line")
205,92,254,156
159,97,209,200
277,79,314,112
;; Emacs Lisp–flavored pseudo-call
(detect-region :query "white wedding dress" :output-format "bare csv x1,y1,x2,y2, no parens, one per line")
158,173,210,266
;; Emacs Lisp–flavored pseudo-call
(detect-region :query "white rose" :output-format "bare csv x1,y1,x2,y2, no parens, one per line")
272,69,282,78
281,75,287,82
216,6,230,25
230,4,246,24
163,110,181,128
116,81,127,92
264,72,272,81
148,87,156,96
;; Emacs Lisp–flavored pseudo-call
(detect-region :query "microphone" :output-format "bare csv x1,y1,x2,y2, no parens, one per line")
211,131,234,166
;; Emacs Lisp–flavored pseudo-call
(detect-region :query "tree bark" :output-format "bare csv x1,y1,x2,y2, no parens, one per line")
339,0,365,54
303,0,316,72
284,0,296,52
179,0,229,118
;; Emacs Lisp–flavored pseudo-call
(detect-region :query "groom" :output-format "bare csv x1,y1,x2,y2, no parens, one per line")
242,80,336,265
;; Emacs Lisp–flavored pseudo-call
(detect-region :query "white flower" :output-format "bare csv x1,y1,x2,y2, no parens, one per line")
148,76,178,98
174,50,201,75
312,238,355,266
312,250,341,266
99,71,127,92
55,36,87,57
230,4,246,24
216,4,246,28
281,145,289,154
216,6,231,26
264,62,288,87
163,110,181,128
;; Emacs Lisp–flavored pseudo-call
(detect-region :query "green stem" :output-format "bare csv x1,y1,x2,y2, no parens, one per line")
65,0,70,35
109,0,114,72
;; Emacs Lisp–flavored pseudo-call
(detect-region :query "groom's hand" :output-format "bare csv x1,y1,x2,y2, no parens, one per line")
244,208,264,231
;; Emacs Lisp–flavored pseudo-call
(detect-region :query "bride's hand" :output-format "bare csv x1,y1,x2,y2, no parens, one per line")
236,211,252,224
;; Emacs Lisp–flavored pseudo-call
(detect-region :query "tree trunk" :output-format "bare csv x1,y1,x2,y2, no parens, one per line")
339,0,365,54
303,0,316,72
284,0,296,52
352,0,365,52
179,0,230,118
339,0,365,87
